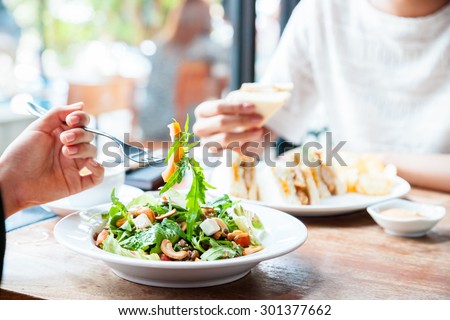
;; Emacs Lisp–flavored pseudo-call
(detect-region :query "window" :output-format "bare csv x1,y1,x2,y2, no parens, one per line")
0,0,234,149
0,0,300,153
227,0,300,88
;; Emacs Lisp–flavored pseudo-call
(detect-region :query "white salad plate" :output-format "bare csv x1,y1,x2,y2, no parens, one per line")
210,177,410,217
43,185,144,216
54,203,307,288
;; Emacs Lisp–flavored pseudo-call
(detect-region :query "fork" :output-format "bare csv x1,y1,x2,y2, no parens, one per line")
26,102,165,166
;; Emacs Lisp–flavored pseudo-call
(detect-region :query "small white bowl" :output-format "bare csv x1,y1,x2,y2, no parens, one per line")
367,199,446,237
43,165,127,215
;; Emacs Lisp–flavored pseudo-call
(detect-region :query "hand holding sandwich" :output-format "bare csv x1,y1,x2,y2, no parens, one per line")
193,83,292,152
193,100,265,152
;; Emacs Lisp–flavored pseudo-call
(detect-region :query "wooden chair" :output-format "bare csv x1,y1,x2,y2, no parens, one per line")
67,76,136,149
67,76,135,117
174,61,221,122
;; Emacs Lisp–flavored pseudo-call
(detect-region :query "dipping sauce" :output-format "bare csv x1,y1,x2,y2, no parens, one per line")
380,208,424,219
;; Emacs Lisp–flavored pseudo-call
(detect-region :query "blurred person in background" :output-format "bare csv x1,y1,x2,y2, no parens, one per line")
0,104,104,282
193,0,450,192
136,0,230,142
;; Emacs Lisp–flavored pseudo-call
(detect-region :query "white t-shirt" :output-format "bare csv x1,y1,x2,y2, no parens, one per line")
264,0,450,153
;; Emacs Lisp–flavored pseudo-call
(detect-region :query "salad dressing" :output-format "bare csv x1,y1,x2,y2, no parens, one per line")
380,208,424,219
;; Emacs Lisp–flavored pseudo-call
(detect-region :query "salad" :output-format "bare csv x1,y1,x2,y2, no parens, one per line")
94,118,265,261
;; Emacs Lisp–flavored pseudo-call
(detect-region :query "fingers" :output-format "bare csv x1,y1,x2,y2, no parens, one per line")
194,113,263,137
62,143,97,159
193,100,263,137
80,158,105,186
60,128,94,145
85,158,105,183
60,126,95,161
200,128,264,151
195,100,257,118
65,110,90,128
32,102,84,133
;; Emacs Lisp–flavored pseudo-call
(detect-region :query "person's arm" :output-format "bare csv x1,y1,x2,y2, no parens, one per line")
0,184,6,283
383,153,450,193
193,101,265,150
0,103,104,218
193,1,318,151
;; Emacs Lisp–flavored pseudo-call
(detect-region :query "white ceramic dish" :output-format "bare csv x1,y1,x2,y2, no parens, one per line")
367,199,446,237
43,165,126,215
54,203,307,288
43,185,143,215
209,177,410,216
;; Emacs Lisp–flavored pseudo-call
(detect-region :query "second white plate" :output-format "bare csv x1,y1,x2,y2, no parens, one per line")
42,185,144,216
209,177,410,216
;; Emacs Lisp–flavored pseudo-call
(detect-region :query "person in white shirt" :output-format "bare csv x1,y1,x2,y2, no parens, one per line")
193,0,450,192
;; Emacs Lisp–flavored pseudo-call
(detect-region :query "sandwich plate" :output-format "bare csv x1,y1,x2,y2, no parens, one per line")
54,203,307,288
209,177,410,216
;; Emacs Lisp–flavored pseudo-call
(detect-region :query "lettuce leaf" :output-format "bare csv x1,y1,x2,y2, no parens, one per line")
230,204,265,246
118,218,184,253
126,192,158,209
102,234,159,260
201,241,241,261
163,188,188,209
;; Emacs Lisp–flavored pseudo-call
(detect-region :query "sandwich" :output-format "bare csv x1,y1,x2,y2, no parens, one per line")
210,150,258,200
211,148,394,205
226,82,293,125
308,149,347,197
257,163,303,205
256,160,321,205
292,164,321,205
282,148,347,200
211,150,319,206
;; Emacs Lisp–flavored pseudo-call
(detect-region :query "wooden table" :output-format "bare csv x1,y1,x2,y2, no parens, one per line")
1,188,449,300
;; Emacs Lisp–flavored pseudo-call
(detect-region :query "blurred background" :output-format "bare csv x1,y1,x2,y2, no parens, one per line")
0,0,298,154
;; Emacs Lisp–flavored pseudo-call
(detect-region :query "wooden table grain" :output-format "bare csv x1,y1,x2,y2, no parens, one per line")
1,188,449,300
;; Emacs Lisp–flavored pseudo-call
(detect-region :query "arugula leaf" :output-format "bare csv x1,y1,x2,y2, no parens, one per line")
109,188,127,217
184,114,190,132
206,194,234,213
159,157,188,194
159,116,215,241
191,233,209,253
119,218,184,253
218,212,239,233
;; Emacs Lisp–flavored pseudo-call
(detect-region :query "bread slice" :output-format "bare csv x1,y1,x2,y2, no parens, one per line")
257,164,302,205
210,150,257,199
299,166,321,205
226,83,293,125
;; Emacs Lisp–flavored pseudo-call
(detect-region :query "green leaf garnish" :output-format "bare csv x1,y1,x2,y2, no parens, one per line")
159,115,215,241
